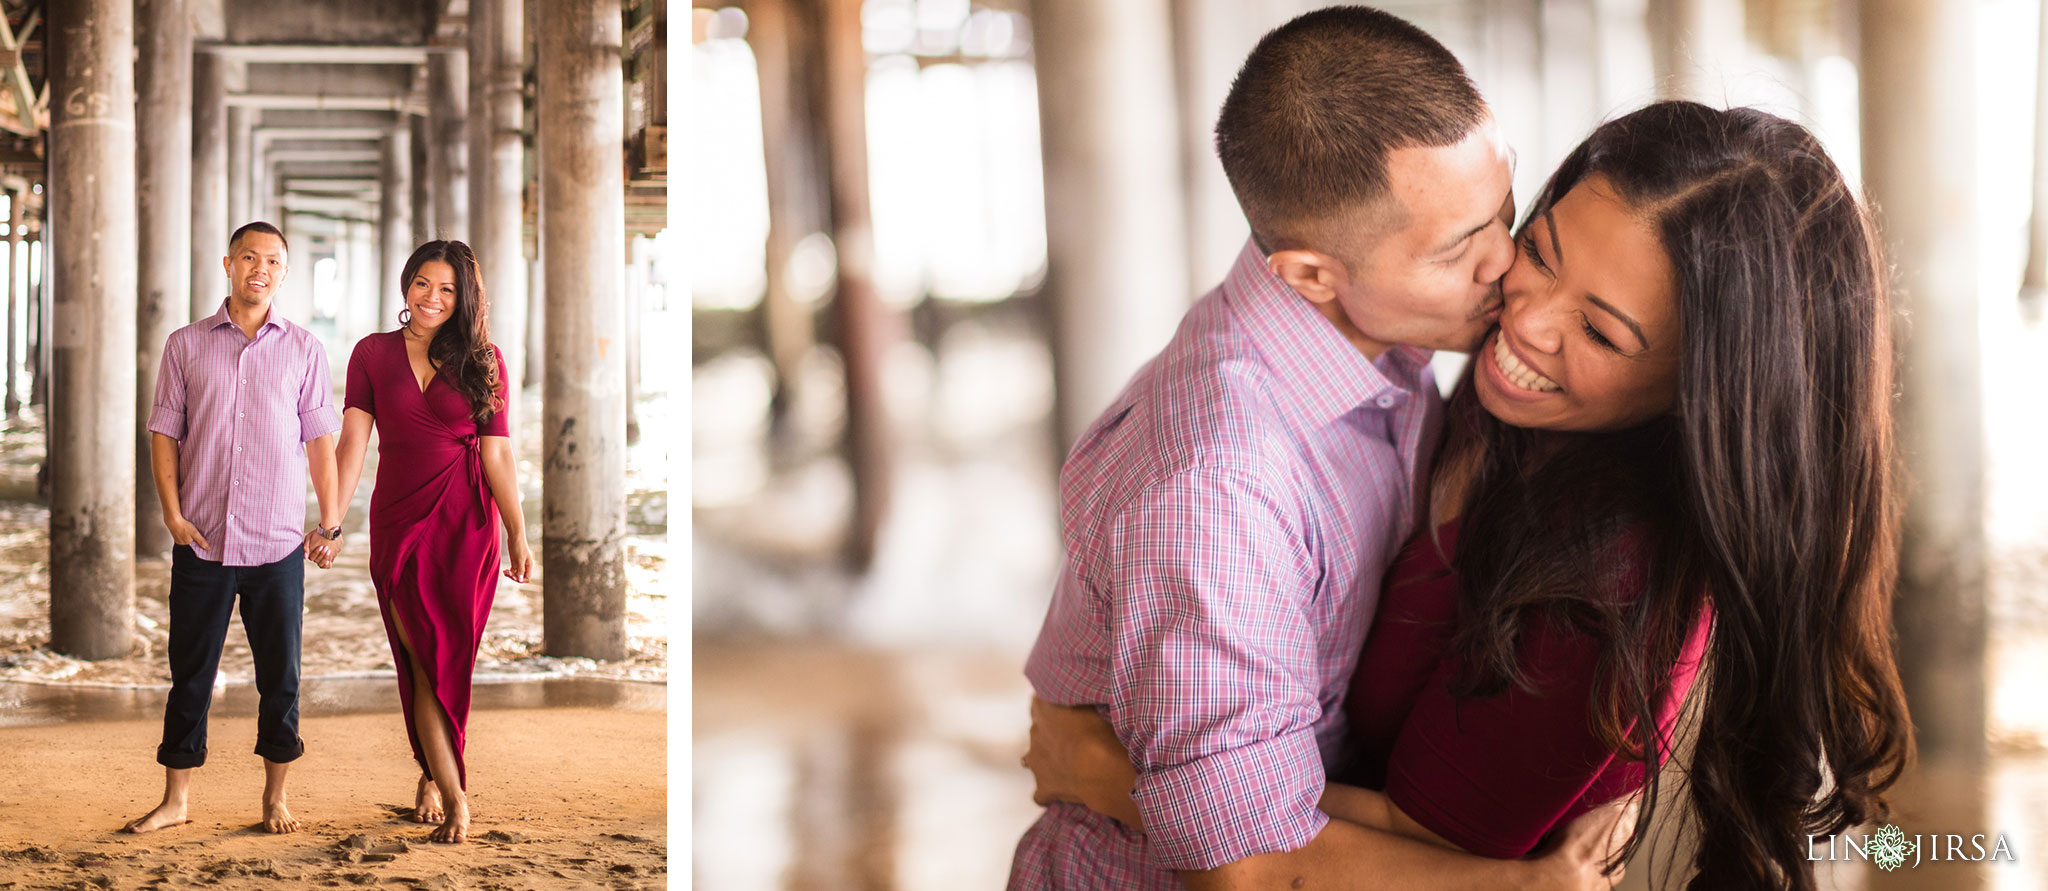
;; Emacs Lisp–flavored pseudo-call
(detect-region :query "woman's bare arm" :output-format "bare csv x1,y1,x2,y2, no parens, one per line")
479,436,524,536
480,434,534,582
1317,783,1461,850
335,408,375,513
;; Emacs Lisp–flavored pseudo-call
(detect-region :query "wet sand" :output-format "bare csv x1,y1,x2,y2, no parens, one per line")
0,693,665,890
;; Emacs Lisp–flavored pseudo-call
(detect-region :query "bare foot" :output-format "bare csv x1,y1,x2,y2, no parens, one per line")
414,774,444,824
124,801,191,834
429,795,468,844
263,796,301,834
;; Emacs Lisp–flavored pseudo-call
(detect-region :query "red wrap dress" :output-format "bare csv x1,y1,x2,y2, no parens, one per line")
345,330,509,788
1340,519,1714,858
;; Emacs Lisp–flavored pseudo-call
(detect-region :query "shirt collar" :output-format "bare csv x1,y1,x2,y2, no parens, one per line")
203,298,284,336
1222,238,1431,427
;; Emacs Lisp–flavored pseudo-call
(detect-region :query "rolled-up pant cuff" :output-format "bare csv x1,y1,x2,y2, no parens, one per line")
255,739,306,764
158,746,207,769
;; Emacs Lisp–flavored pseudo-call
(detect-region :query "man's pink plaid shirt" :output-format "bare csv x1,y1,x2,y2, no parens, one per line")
147,300,342,567
1011,240,1442,889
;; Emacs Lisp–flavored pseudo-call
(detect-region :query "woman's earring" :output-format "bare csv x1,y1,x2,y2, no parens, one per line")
399,308,412,326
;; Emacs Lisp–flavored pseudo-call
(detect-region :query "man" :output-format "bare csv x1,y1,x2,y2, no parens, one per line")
1010,8,1627,889
124,221,344,835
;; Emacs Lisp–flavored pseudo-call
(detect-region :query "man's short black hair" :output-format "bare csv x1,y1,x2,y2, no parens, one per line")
228,221,290,256
1215,6,1488,252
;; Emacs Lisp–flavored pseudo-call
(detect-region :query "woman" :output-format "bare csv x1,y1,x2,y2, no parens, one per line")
1026,101,1912,890
328,240,535,844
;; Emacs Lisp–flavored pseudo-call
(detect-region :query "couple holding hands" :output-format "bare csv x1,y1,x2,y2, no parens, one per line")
123,222,530,845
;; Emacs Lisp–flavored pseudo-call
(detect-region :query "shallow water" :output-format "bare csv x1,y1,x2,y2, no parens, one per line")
0,675,664,728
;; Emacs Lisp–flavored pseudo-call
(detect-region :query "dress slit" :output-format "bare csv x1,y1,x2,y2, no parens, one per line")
382,545,475,790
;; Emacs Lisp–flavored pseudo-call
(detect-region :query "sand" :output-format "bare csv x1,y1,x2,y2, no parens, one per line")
0,707,666,890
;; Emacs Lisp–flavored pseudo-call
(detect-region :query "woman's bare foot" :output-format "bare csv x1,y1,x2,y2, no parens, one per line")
429,794,468,844
413,774,444,824
123,800,191,834
262,794,301,834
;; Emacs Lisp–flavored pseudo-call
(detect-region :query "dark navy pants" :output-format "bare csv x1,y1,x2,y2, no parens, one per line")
156,544,306,768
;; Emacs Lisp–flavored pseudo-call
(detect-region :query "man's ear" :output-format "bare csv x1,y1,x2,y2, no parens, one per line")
1268,249,1349,306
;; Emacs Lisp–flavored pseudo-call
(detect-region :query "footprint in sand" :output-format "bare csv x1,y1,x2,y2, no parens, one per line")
3,845,61,863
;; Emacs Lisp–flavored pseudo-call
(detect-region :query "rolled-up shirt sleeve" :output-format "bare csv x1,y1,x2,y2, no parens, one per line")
1105,467,1328,871
297,341,342,442
147,334,188,440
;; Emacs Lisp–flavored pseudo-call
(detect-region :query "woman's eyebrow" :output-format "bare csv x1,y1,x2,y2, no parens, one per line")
1585,294,1650,351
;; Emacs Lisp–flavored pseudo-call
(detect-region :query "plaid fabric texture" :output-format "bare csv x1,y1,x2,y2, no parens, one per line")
1011,240,1442,889
147,300,341,567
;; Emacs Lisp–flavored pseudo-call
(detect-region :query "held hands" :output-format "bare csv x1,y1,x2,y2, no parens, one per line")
304,529,342,569
503,535,534,584
165,515,211,552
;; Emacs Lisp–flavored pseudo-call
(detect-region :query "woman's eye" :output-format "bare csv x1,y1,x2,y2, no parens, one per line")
1517,233,1551,273
1581,316,1618,351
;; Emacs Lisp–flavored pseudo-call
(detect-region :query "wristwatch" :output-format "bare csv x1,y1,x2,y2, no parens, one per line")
316,525,342,540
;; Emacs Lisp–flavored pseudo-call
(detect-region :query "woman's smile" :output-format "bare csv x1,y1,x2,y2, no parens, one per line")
1484,328,1561,395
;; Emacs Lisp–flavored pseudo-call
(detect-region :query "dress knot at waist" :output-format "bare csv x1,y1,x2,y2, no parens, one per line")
378,434,493,531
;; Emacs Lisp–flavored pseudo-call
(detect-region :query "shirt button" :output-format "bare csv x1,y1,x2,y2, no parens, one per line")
237,412,244,419
1376,395,1397,408
234,446,242,453
232,480,238,486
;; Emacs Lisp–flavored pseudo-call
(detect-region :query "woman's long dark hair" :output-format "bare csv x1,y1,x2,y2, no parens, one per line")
399,240,503,424
1440,101,1912,889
